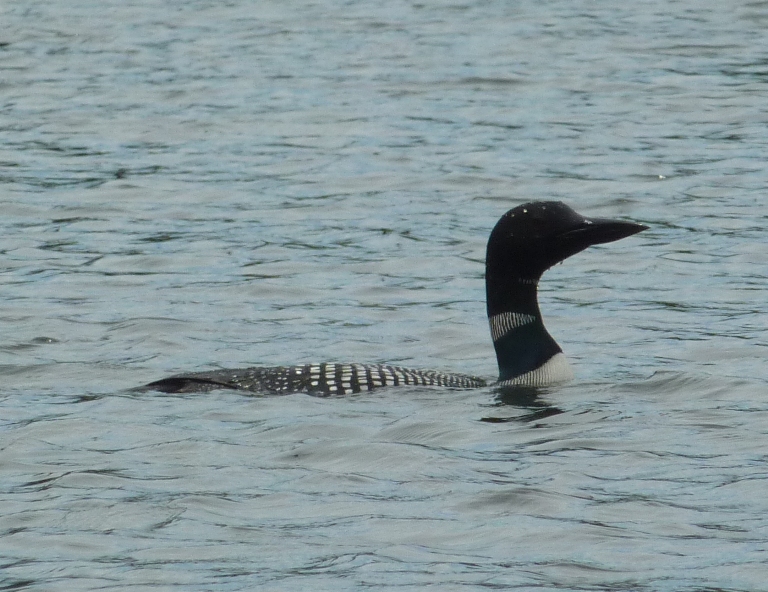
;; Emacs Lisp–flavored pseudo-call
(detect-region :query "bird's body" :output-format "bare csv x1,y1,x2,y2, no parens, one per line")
148,363,487,395
144,202,647,395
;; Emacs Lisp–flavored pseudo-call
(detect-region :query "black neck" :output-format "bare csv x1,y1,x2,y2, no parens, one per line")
485,275,562,382
486,274,540,318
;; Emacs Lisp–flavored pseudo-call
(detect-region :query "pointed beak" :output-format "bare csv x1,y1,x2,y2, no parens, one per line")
565,217,649,246
551,216,648,262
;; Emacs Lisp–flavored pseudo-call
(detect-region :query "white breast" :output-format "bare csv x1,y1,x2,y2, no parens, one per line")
497,352,574,387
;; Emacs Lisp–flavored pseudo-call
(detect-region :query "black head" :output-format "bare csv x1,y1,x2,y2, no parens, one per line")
486,201,648,314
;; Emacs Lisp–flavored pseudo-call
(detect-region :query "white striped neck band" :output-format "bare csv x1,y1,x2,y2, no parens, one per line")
488,311,537,342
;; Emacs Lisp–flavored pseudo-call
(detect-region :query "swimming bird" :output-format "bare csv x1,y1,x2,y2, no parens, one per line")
143,201,647,395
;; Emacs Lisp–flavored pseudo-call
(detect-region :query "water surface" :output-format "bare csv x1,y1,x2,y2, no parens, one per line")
2,0,768,590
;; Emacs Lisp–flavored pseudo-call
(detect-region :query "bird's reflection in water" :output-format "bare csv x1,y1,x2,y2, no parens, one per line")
480,385,563,423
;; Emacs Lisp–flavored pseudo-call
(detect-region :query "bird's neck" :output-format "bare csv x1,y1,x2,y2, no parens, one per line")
485,277,562,382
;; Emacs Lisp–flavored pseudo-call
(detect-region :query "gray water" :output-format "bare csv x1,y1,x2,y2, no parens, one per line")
2,0,768,590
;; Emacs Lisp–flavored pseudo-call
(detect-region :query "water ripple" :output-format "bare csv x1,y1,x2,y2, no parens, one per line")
2,0,768,590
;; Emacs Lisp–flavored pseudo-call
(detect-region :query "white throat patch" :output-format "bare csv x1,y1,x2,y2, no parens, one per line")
488,312,537,341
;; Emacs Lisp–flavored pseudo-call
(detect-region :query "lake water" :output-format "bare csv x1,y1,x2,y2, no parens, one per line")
2,0,768,590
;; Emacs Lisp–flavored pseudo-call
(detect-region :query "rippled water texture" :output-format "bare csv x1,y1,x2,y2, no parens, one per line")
2,0,768,590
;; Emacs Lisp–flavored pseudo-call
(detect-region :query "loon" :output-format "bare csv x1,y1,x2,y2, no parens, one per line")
144,201,647,395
